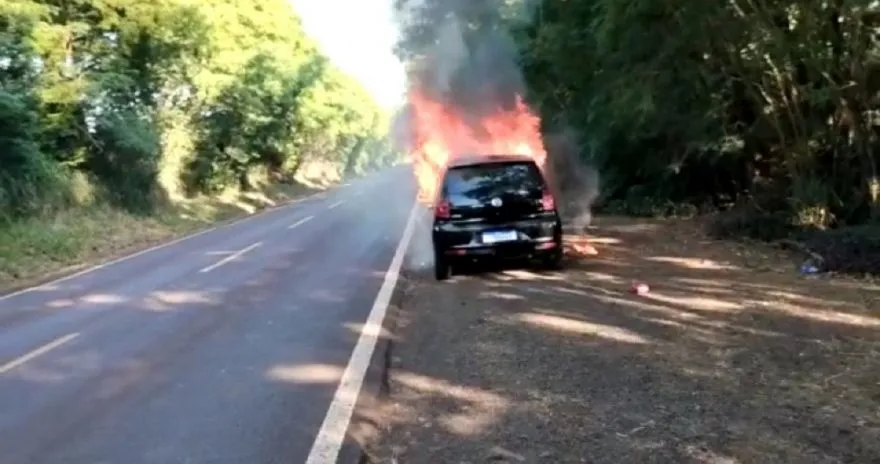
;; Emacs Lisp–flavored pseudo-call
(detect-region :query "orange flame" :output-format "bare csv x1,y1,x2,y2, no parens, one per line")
406,88,548,203
565,235,599,257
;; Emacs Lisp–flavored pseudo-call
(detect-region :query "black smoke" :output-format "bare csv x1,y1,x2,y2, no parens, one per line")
392,0,535,124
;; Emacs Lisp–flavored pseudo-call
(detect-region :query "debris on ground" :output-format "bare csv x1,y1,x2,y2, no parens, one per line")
800,262,820,274
630,281,650,295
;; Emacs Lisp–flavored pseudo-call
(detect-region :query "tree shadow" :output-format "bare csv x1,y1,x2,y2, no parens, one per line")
362,216,880,463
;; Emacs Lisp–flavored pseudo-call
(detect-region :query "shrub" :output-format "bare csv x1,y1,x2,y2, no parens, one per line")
802,225,880,275
706,207,799,242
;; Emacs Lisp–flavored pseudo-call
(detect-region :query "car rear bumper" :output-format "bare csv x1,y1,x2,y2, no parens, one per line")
440,241,560,262
432,214,562,260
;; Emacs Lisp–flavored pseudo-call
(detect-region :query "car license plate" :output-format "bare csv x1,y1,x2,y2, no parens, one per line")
482,230,518,243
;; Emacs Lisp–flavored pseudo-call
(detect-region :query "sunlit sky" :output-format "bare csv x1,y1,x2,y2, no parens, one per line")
292,0,405,110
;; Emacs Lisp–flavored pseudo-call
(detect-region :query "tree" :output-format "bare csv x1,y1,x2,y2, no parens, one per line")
1,0,394,219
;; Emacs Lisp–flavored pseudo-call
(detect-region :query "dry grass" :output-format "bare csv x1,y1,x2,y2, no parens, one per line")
361,215,880,463
0,180,320,292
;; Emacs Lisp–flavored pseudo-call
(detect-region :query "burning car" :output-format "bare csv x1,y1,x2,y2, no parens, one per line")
396,62,564,278
430,154,563,280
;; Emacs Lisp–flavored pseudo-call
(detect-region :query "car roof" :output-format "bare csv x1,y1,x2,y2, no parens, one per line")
446,153,537,169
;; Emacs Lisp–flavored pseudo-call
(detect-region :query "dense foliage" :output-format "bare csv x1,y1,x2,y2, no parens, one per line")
515,0,880,223
394,0,880,273
0,0,395,219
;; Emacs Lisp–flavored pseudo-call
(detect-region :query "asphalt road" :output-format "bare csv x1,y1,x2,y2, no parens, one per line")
0,167,417,464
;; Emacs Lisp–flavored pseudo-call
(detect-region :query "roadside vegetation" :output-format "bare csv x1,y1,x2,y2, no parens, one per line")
0,0,400,287
395,0,880,275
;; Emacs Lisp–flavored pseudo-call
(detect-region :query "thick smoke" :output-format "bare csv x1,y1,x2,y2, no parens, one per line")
544,128,601,232
391,0,536,153
390,105,413,159
413,22,526,122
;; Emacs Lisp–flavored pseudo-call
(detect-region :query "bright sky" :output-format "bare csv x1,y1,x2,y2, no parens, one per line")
292,0,405,109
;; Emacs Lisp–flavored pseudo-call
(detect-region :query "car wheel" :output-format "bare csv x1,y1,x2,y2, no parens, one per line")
542,250,563,271
434,252,451,280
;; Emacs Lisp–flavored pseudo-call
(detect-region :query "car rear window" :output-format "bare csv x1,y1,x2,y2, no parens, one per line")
442,161,545,198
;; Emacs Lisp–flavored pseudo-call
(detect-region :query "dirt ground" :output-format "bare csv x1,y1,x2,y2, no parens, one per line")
358,215,880,463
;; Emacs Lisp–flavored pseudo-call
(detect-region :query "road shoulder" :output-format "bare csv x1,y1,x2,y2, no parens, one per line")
358,216,880,463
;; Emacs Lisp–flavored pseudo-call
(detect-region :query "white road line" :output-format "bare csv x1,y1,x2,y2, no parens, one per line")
288,215,314,229
328,200,343,209
198,242,261,273
0,332,80,374
0,191,324,301
304,201,418,464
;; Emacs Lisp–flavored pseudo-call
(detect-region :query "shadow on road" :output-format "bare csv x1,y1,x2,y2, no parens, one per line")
0,242,392,464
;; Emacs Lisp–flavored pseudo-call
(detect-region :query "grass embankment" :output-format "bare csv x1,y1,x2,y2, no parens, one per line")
0,165,342,292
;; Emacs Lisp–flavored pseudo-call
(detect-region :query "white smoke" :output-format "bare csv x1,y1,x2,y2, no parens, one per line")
544,128,601,231
404,208,435,271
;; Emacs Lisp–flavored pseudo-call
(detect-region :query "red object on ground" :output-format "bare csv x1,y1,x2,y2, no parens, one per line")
631,281,650,295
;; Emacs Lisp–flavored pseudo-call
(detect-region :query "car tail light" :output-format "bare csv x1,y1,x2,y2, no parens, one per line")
541,189,555,211
435,199,451,218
